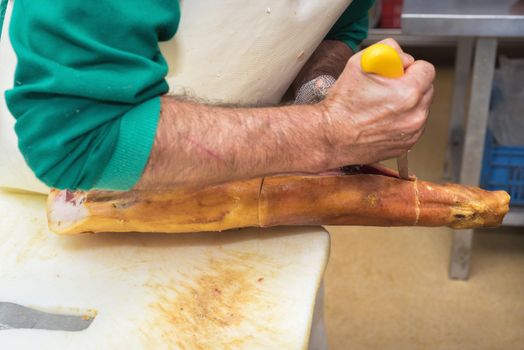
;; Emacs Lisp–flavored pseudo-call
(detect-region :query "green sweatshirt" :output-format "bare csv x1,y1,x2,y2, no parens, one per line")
4,0,373,190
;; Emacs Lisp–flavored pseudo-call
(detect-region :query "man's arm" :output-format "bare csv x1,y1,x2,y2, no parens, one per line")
136,99,328,189
137,39,435,190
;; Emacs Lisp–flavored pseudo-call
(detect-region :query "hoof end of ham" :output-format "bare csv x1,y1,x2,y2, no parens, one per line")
417,182,510,229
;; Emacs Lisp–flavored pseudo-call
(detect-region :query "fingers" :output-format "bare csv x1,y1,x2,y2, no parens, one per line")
409,85,433,129
401,53,415,69
419,84,434,110
402,85,433,149
387,60,434,114
392,84,432,147
378,37,402,52
404,60,436,94
378,38,414,68
400,127,425,152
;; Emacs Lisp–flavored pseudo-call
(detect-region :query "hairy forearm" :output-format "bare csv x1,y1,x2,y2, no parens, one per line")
136,41,352,190
135,97,329,189
292,40,353,96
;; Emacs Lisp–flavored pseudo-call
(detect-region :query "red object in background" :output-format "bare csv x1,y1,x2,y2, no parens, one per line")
380,0,403,28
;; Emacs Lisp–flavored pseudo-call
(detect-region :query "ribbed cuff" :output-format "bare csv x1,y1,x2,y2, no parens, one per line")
94,97,161,190
343,39,360,53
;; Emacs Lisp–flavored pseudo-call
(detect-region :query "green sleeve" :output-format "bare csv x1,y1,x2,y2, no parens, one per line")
5,1,180,190
326,0,375,52
0,0,7,38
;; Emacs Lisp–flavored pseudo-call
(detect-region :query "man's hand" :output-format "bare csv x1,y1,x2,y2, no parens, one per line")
319,38,435,168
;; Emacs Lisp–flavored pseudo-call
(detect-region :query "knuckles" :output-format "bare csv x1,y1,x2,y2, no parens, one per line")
380,38,401,51
419,61,436,81
406,111,428,134
413,109,429,128
393,85,421,112
405,135,419,149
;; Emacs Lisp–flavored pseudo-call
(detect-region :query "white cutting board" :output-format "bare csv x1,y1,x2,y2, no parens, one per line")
0,191,329,349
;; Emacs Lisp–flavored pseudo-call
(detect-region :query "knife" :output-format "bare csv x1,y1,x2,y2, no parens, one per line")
396,153,409,180
361,43,411,180
0,302,95,331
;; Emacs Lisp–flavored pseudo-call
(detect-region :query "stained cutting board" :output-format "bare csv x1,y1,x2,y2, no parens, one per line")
0,191,329,349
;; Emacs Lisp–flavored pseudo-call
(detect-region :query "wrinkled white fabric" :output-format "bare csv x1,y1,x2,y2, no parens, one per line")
162,0,351,105
0,0,351,192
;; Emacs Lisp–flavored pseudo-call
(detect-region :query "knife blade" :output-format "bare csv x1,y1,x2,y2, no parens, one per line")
0,302,95,331
396,153,410,180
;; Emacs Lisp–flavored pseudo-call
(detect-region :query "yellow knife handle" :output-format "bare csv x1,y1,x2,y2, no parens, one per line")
360,43,404,78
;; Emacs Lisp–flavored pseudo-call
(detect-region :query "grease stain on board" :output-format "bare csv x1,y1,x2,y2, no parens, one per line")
16,225,55,264
141,251,281,349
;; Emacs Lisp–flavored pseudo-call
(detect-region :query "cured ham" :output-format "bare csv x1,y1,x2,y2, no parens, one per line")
47,164,510,234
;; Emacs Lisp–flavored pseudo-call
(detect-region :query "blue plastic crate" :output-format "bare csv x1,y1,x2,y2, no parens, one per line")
481,132,524,205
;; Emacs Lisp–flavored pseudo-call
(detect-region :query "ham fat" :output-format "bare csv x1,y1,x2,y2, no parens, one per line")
47,167,510,234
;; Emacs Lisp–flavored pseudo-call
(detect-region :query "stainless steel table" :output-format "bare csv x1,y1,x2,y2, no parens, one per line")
402,0,524,280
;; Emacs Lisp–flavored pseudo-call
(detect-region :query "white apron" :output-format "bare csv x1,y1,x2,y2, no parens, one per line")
0,0,352,193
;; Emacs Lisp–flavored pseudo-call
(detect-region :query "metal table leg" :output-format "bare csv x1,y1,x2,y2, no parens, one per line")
449,38,498,280
308,281,328,350
444,38,474,182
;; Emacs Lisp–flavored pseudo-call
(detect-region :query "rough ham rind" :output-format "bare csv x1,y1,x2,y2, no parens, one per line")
47,173,510,234
259,175,418,227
